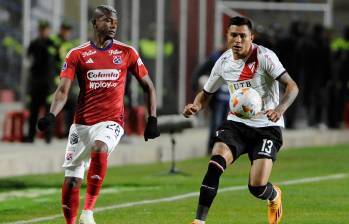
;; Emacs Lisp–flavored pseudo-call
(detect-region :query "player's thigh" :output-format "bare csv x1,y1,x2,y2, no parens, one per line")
250,126,283,162
90,121,124,154
63,124,91,168
214,120,247,163
249,158,273,186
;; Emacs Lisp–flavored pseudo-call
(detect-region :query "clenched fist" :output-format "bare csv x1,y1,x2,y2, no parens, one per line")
182,104,200,118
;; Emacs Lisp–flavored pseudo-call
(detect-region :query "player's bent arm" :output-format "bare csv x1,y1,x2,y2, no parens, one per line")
275,72,299,114
49,77,72,116
137,75,157,117
193,90,211,111
183,90,211,118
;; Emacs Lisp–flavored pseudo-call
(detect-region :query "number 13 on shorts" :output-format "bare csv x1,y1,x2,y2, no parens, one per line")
258,139,274,157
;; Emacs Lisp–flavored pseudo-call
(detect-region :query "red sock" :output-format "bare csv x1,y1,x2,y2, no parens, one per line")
61,180,80,224
84,151,108,210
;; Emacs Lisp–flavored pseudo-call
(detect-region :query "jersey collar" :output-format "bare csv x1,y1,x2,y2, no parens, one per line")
90,39,113,51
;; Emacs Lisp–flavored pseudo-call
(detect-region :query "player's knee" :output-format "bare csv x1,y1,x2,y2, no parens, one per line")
64,177,82,189
248,183,273,200
91,140,108,152
209,155,227,172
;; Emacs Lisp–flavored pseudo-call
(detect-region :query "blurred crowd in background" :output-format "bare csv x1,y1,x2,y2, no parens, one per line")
252,21,349,130
0,0,348,144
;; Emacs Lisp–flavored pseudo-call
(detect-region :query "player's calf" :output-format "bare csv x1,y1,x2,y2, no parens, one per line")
84,151,108,210
196,155,227,221
62,177,82,224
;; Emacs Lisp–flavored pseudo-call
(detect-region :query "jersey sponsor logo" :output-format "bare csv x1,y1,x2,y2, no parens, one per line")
108,49,123,55
86,58,94,64
62,62,67,71
89,81,117,89
82,50,97,57
87,69,120,81
113,56,122,64
228,80,253,92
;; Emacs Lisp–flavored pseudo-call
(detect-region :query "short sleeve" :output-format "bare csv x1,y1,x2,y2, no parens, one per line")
203,59,225,93
128,47,148,79
60,50,79,80
260,49,286,80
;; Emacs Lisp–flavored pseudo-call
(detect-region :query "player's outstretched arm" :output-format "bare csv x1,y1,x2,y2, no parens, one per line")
137,75,160,141
265,72,299,122
37,77,72,131
183,90,211,118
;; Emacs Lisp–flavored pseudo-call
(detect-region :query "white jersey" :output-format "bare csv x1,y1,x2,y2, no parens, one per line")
204,44,286,128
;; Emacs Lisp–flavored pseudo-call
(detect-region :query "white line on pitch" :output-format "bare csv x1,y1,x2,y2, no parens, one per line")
6,173,348,224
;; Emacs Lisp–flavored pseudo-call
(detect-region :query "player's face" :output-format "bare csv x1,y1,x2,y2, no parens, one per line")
228,25,254,58
95,13,117,39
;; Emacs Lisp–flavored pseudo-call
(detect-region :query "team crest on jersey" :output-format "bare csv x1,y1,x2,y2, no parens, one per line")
62,62,67,71
113,56,122,64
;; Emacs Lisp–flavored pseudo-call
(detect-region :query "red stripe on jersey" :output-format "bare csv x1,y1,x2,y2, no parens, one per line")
238,47,258,81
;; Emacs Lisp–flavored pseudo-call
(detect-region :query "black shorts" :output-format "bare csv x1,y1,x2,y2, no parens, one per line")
213,120,283,162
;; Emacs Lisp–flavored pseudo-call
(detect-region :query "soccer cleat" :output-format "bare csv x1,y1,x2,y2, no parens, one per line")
267,185,283,224
79,210,96,224
191,219,205,224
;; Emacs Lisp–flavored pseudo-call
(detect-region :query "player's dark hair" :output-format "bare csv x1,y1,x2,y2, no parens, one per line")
91,5,117,25
229,16,253,31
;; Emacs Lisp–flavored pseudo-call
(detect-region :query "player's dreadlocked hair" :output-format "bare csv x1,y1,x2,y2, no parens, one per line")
229,16,253,31
91,5,117,25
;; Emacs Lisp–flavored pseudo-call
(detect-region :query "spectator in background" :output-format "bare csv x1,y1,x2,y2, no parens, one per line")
274,21,304,128
50,22,78,137
191,28,233,154
139,23,176,114
300,24,331,128
330,26,349,128
24,21,55,143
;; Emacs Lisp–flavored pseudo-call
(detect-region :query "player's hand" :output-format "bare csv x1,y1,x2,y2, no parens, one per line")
37,113,56,131
182,104,200,118
144,116,160,141
264,109,282,122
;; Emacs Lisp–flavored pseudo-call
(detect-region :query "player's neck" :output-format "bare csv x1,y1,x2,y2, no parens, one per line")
93,36,112,48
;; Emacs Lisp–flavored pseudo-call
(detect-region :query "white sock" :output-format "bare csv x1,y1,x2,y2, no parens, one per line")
194,219,206,224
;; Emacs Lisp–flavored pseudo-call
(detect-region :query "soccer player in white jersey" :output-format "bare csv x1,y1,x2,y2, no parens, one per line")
183,16,299,224
37,5,160,224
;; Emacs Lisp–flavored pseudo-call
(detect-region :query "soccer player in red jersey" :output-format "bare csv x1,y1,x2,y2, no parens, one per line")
38,5,160,224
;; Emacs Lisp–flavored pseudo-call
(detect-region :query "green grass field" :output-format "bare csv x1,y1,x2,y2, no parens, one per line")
0,145,348,224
